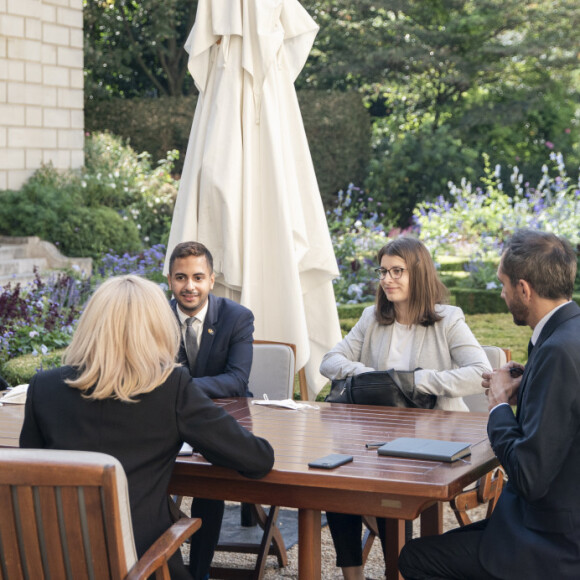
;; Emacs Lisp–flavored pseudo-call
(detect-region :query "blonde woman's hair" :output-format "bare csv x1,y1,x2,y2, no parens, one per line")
64,275,180,401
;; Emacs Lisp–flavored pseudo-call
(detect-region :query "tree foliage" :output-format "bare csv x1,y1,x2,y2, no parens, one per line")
84,0,198,99
299,0,580,225
83,0,580,226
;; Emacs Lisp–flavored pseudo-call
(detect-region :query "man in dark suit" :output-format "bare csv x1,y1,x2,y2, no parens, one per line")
167,241,254,580
399,229,580,580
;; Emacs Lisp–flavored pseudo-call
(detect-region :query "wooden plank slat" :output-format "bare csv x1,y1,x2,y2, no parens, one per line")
0,485,25,580
15,486,46,580
83,486,111,580
37,486,68,579
60,486,90,580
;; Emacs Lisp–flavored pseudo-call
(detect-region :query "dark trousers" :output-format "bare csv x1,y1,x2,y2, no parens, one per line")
326,511,413,568
398,518,500,580
188,498,225,580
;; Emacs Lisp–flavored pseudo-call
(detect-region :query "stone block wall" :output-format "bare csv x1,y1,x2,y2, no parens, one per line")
0,0,84,190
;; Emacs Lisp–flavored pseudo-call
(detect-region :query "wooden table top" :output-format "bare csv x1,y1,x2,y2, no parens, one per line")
0,397,497,518
170,398,498,519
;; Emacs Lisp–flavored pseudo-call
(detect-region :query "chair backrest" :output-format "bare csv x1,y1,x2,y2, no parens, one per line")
0,448,137,580
462,345,509,412
248,340,296,400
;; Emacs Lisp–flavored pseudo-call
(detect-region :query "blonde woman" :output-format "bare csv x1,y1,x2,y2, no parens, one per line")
320,236,491,580
20,275,274,580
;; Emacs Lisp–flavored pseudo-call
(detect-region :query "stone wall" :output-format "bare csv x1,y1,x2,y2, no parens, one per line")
0,0,84,190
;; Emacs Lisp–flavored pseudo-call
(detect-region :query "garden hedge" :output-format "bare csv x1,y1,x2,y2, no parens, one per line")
337,292,580,319
84,91,371,204
4,292,580,387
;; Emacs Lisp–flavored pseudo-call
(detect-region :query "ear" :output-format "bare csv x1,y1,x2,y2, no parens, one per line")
518,279,533,302
209,272,215,290
166,274,172,291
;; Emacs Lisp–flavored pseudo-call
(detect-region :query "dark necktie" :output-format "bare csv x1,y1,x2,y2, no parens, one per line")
185,317,198,372
527,339,534,358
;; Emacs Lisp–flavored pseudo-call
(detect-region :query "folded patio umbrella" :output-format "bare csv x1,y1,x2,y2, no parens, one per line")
165,0,341,399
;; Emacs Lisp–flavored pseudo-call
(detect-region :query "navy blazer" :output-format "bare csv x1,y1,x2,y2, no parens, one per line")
19,366,274,575
171,295,254,398
481,301,580,579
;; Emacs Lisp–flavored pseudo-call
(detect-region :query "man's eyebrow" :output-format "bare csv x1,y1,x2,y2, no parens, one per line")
173,271,206,277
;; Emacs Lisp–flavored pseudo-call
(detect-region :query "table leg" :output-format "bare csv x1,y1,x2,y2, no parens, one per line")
298,508,321,580
420,502,443,537
383,518,405,580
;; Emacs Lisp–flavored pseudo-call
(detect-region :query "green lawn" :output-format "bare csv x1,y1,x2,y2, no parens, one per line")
466,312,531,363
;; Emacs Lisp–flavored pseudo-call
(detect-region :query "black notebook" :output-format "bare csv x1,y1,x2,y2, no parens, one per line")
377,437,471,462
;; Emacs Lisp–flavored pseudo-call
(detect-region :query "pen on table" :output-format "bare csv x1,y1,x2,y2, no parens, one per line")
365,441,387,449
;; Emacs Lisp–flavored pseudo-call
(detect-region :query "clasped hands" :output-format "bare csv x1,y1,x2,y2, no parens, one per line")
481,363,525,411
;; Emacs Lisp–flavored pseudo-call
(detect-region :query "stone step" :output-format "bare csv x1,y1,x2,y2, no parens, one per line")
0,235,92,288
0,257,48,277
0,246,22,260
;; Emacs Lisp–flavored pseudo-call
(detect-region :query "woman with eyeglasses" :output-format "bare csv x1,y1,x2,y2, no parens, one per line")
320,236,491,580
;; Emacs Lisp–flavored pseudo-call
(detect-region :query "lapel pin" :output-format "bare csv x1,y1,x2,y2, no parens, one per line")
208,328,215,335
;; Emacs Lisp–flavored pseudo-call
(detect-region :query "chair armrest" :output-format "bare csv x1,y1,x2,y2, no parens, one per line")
126,517,202,580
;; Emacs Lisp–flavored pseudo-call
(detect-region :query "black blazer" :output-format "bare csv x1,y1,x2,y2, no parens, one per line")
19,366,274,571
171,295,254,398
481,301,580,579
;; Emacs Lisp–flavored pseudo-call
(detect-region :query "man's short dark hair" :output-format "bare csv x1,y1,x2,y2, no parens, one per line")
501,229,577,300
168,242,214,274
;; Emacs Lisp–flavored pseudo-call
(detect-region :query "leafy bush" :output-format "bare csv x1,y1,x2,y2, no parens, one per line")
365,123,480,228
0,133,179,258
0,168,142,260
415,152,580,289
327,183,405,304
96,244,167,286
82,132,178,246
0,245,169,386
2,351,64,386
85,92,372,203
0,270,91,371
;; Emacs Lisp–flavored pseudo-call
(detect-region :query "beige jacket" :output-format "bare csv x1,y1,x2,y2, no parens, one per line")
320,304,491,411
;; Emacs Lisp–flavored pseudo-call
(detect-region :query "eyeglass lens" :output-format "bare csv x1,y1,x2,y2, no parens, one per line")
375,267,404,279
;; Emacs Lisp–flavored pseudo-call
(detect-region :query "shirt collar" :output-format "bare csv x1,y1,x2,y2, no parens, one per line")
531,300,571,345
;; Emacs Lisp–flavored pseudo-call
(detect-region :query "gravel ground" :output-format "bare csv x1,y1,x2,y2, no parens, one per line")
183,501,488,579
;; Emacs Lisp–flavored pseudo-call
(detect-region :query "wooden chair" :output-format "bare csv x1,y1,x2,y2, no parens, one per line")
361,346,510,561
0,448,201,580
449,345,509,526
210,340,308,580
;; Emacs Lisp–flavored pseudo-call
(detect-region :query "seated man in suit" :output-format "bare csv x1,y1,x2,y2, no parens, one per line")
167,241,254,580
399,229,580,580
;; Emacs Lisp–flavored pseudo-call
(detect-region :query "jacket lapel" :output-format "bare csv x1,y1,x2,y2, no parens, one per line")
516,302,580,412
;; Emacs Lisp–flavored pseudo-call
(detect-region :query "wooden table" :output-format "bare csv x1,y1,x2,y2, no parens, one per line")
0,398,497,579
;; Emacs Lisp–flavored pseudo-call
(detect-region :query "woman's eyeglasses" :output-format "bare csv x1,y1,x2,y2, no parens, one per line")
374,267,407,280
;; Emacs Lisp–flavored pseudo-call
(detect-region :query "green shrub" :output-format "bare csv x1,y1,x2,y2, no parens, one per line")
82,132,178,246
85,91,372,202
85,96,195,175
299,90,371,203
60,206,142,258
2,351,64,386
0,165,142,260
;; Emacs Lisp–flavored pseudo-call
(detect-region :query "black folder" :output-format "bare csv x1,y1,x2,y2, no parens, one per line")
377,437,471,462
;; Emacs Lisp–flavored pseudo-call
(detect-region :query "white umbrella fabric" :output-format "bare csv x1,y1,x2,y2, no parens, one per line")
165,0,341,399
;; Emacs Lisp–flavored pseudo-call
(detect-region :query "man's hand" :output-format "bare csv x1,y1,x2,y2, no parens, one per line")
481,363,524,411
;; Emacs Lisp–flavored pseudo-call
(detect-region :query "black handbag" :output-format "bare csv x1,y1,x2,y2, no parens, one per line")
325,369,437,409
